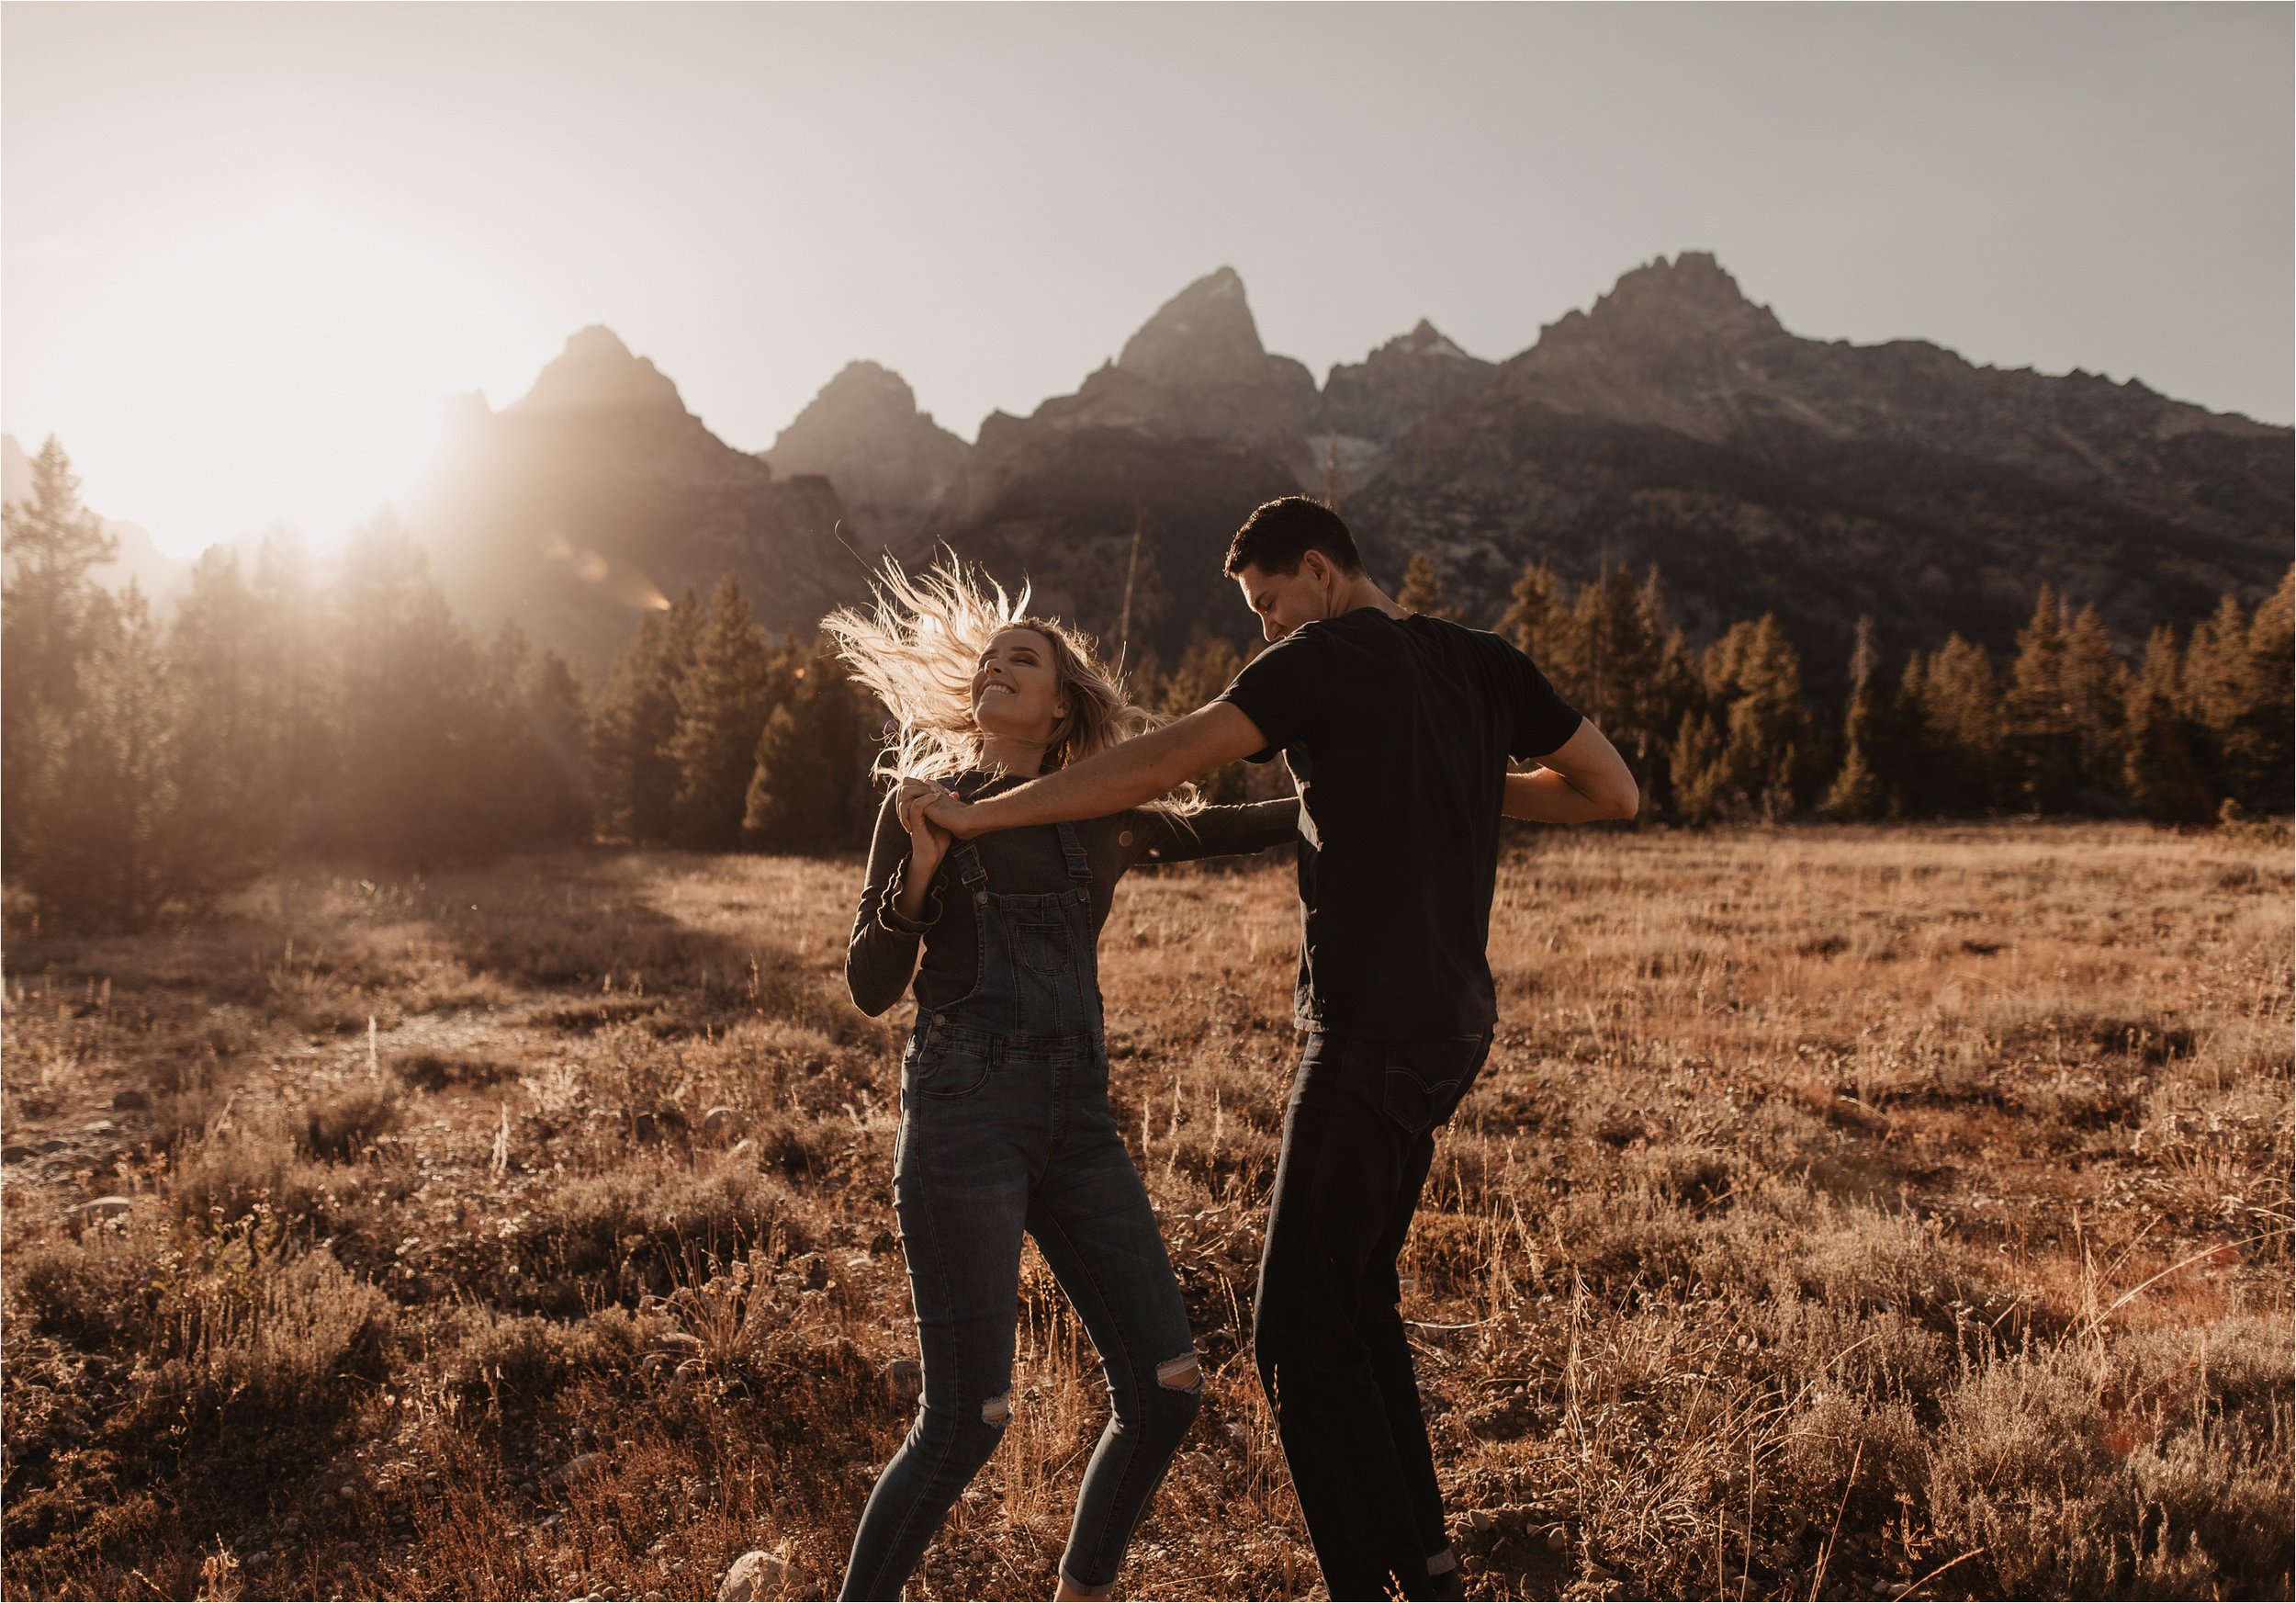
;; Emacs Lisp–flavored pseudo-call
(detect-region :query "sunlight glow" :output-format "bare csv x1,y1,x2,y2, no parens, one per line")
54,211,527,557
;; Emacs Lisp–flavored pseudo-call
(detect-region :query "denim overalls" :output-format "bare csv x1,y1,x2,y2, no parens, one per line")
838,822,1202,1601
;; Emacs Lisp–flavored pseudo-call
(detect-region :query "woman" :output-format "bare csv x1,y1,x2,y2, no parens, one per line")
831,561,1296,1602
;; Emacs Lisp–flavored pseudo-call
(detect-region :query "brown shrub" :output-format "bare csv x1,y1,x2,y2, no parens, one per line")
145,1241,395,1431
299,1083,399,1159
1922,1318,2294,1599
518,1161,810,1310
394,1050,517,1092
168,1117,332,1230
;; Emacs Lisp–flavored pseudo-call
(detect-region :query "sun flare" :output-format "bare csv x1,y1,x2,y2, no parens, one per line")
53,211,528,557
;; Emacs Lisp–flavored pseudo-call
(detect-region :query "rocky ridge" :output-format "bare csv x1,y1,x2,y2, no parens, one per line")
416,328,857,659
762,361,968,552
389,257,2287,674
1351,253,2290,678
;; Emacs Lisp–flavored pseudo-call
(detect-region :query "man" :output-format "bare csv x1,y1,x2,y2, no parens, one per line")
922,496,1636,1599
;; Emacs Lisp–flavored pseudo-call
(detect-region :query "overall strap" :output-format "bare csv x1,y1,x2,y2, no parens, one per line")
1055,821,1093,886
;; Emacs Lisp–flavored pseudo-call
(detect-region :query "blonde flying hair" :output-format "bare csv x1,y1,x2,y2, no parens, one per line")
824,555,1199,811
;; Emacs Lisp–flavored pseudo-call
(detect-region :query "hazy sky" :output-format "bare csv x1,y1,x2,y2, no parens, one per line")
5,3,2290,558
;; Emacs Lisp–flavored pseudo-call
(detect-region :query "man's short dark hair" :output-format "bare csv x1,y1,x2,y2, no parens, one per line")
1223,496,1364,579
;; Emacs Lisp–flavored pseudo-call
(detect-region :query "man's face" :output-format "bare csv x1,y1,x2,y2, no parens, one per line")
1233,553,1340,642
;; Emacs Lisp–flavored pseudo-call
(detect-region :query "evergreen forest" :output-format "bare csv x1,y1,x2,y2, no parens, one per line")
6,437,2289,931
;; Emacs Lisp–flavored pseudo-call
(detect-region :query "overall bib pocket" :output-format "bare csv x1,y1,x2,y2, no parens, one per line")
1017,924,1073,976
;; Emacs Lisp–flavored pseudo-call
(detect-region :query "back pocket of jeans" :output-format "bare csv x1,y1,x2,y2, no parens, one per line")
1381,1066,1463,1137
915,1042,993,1100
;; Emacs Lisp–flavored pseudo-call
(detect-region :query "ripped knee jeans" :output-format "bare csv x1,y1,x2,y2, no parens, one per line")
838,1028,1201,1600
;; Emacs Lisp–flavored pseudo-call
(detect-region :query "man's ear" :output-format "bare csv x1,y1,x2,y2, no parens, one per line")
1300,549,1329,585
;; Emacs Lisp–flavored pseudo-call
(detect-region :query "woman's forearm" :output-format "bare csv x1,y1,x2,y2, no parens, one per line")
895,852,941,921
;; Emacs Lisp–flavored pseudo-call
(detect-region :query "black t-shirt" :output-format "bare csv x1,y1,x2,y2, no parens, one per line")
1215,607,1583,1039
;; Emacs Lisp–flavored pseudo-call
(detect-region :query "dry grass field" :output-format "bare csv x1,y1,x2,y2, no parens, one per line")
2,822,2289,1601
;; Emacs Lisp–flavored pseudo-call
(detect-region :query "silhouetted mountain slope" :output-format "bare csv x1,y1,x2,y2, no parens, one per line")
1347,254,2290,682
398,256,2287,675
958,266,1322,498
925,270,1323,659
1312,318,1499,492
937,430,1304,665
416,328,860,660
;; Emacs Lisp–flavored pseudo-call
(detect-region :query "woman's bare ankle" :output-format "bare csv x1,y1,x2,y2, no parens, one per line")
1052,1572,1113,1601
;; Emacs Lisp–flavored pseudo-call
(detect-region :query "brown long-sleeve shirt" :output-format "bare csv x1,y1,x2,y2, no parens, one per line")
845,773,1299,1019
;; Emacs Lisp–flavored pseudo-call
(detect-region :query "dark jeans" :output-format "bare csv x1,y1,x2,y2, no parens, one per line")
1253,1029,1491,1602
838,1025,1202,1599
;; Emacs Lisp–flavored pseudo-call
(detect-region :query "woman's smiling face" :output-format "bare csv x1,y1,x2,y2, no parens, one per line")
972,627,1066,743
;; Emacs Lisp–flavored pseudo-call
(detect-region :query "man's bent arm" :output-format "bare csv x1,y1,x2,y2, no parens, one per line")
928,703,1268,838
1502,719,1639,823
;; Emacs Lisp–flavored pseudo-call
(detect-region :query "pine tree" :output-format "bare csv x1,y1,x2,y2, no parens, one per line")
483,623,593,849
1,437,118,708
744,633,878,852
17,586,179,927
1573,567,1693,817
2183,570,2294,812
2,437,119,866
2004,587,2080,812
1685,615,1813,820
249,528,336,852
2240,569,2294,812
1909,634,2002,814
1670,710,1730,826
588,591,703,841
668,579,783,849
2122,627,2212,823
167,548,276,892
330,512,495,862
2179,593,2250,804
1502,559,1570,674
2059,604,2132,805
1397,552,1458,620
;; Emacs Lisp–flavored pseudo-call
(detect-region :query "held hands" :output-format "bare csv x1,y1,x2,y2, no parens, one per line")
920,786,985,840
895,778,955,877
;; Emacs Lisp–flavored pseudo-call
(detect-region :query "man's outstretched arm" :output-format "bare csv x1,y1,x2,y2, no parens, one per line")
1502,718,1639,823
926,703,1268,838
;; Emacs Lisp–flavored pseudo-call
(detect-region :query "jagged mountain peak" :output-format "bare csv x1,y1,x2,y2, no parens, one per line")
1116,266,1271,388
514,325,692,416
771,357,961,457
775,359,951,439
766,358,968,548
813,358,909,401
1564,251,1785,344
1378,318,1482,364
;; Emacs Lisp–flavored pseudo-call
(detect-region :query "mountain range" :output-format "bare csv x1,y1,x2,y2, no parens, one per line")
15,254,2290,686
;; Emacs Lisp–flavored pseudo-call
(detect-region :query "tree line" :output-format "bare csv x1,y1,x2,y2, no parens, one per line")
4,438,2288,930
1412,551,2290,828
1,440,883,929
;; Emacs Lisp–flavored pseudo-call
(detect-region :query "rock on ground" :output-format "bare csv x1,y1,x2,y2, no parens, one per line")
718,1548,788,1601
